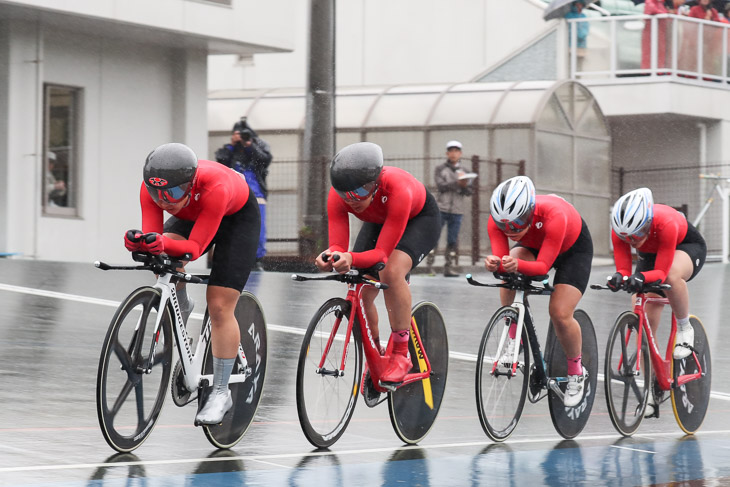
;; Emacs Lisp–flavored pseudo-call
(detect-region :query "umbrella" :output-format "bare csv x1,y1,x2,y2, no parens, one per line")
543,0,598,21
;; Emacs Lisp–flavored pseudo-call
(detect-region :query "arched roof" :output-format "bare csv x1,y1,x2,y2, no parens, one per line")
208,79,608,136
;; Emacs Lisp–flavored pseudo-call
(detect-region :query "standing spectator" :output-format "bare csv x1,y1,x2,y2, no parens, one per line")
215,118,272,271
688,0,720,76
565,1,590,72
641,0,685,72
426,140,473,277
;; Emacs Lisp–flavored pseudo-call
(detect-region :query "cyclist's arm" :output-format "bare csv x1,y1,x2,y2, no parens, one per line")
162,189,230,260
326,189,350,254
611,231,633,277
350,191,413,268
140,184,165,233
487,217,510,266
640,223,679,283
517,214,567,276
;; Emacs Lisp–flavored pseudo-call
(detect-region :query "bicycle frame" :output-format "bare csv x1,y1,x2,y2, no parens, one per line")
497,289,566,402
627,293,704,392
148,273,251,394
316,280,433,392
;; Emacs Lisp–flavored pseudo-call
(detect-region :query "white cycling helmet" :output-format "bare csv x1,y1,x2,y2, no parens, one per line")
611,187,654,243
490,176,536,233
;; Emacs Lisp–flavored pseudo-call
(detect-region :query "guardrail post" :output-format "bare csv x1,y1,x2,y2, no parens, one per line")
471,155,480,265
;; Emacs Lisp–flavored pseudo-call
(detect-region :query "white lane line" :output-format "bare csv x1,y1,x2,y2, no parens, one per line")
1,281,729,404
3,430,730,473
609,445,656,454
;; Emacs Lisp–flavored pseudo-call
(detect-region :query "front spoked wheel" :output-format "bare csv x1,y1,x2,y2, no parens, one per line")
672,316,711,434
201,291,268,448
96,287,173,452
604,311,651,437
475,306,529,442
296,298,362,448
547,309,598,439
389,301,449,444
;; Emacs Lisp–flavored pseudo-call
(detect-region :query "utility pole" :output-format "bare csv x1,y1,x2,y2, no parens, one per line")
301,0,335,252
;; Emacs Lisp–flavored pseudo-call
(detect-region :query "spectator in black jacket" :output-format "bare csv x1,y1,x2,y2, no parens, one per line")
215,118,273,270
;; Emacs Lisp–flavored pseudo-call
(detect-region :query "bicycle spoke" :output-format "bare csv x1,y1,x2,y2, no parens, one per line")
110,379,135,417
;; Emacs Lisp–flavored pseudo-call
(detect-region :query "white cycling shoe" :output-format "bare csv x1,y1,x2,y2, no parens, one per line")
195,390,233,426
673,325,694,360
564,367,587,408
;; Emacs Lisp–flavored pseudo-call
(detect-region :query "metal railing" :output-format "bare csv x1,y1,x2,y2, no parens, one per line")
567,14,730,83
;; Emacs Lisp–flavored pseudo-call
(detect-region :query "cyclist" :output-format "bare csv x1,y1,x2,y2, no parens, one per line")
314,142,441,388
485,176,593,408
608,187,706,415
124,143,260,426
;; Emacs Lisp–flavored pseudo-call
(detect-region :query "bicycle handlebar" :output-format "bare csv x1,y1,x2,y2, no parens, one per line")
590,279,671,294
94,252,209,284
466,272,553,294
291,260,389,290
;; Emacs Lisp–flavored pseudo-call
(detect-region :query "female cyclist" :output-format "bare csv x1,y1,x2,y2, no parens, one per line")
609,187,706,360
124,142,260,426
314,142,441,388
485,176,594,408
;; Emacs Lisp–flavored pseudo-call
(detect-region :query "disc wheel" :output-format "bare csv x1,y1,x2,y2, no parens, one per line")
475,306,529,442
604,311,651,437
201,291,268,448
96,287,173,452
671,316,711,434
547,309,598,439
296,298,362,448
388,301,449,444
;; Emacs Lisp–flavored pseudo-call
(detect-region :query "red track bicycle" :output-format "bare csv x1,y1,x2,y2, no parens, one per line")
592,280,711,436
292,261,448,448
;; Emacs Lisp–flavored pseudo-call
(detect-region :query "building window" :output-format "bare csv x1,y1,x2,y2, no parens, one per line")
43,84,81,216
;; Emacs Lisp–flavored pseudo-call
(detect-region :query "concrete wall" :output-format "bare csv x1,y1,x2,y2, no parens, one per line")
0,19,208,263
209,0,551,90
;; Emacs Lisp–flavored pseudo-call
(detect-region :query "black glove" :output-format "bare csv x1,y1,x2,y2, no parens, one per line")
626,273,645,293
607,272,624,292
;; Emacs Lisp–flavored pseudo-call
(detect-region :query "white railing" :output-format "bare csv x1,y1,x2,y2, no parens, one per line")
567,14,730,85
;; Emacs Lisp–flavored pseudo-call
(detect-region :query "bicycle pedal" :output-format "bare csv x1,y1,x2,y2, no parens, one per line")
378,380,401,392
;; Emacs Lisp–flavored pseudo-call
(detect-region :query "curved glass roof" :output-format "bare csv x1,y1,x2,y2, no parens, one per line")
208,80,608,135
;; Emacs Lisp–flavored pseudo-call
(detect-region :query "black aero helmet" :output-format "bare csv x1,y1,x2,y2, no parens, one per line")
143,143,198,204
330,142,383,201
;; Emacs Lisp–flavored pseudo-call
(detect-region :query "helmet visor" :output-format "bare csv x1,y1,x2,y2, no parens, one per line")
145,182,192,204
618,229,649,245
334,181,377,202
494,217,531,234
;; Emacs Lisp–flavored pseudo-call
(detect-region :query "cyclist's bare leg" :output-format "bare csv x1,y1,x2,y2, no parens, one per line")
379,250,415,384
196,284,239,424
644,250,693,333
206,285,242,359
548,284,583,359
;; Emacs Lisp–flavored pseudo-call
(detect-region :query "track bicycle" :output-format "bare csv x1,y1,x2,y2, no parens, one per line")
468,272,598,442
592,280,711,436
95,251,267,452
291,261,449,448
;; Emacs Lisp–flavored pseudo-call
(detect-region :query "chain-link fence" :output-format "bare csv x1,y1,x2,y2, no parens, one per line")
264,155,525,264
612,163,730,259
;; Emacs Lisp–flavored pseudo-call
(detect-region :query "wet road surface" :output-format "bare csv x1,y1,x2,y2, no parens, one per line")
0,258,729,486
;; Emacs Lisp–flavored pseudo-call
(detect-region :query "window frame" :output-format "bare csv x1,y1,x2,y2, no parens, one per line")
42,83,83,218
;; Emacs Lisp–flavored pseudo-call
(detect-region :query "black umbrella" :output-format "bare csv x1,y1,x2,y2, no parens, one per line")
543,0,598,20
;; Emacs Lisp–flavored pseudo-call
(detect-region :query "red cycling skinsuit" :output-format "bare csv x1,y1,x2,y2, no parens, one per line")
327,166,429,268
612,203,699,283
140,160,249,260
489,195,582,272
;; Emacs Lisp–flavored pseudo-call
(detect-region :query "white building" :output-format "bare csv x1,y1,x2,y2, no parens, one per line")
0,0,294,263
209,0,730,260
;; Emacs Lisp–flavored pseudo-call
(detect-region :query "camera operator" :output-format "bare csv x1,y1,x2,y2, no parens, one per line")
215,118,273,270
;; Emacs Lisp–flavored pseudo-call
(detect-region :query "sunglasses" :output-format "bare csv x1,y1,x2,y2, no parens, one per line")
146,182,192,204
335,181,378,202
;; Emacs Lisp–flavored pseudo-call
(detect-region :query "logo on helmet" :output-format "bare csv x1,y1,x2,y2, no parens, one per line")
148,177,168,187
